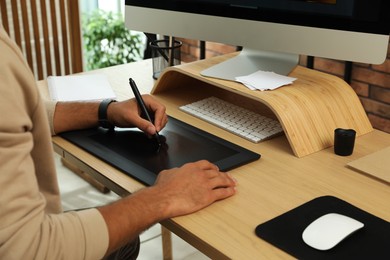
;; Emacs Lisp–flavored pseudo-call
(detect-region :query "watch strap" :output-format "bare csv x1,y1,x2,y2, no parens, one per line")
98,99,117,129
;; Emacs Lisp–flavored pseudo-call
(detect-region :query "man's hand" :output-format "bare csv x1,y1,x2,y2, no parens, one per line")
152,160,238,218
108,94,168,135
99,160,237,256
53,95,167,135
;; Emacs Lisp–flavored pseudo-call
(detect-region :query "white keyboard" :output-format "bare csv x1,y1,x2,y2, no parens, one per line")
179,97,283,143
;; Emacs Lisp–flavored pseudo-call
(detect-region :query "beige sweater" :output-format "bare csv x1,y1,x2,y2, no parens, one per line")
0,26,109,259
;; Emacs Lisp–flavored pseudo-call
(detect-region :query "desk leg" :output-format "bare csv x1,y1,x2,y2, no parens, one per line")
161,226,173,260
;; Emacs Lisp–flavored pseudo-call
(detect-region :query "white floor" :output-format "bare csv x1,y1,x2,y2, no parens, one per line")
55,154,210,260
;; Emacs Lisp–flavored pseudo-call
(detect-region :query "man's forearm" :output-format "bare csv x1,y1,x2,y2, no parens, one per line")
98,186,169,257
53,101,100,133
97,161,237,256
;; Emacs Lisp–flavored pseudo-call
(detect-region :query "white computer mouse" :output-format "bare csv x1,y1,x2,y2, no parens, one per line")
302,213,364,250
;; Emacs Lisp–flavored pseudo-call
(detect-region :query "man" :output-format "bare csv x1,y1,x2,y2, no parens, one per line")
0,25,237,259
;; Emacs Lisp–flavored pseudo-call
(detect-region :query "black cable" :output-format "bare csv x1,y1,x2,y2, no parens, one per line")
307,56,314,69
200,41,206,59
344,61,353,84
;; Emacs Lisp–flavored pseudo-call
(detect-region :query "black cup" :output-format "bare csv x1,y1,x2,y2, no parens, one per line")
334,128,356,156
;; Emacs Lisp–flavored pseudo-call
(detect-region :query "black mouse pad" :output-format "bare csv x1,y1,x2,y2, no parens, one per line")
255,196,390,259
60,116,260,186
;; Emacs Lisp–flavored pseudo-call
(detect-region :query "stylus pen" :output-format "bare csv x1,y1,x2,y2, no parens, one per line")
129,78,162,148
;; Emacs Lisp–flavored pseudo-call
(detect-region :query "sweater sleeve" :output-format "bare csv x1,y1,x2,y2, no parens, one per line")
34,209,110,259
44,99,58,136
0,24,110,259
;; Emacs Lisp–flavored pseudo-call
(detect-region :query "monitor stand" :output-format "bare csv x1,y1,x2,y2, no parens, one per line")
152,52,373,157
200,48,299,81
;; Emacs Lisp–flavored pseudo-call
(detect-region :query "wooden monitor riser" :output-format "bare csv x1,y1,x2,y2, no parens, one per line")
151,53,372,158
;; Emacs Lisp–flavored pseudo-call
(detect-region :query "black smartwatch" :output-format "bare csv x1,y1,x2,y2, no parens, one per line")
98,99,117,130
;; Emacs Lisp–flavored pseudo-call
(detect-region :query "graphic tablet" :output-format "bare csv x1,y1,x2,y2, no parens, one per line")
60,116,260,186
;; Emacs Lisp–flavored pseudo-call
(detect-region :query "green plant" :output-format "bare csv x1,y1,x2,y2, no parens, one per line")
82,10,143,70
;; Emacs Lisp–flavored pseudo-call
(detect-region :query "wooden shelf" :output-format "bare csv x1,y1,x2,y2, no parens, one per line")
151,53,373,157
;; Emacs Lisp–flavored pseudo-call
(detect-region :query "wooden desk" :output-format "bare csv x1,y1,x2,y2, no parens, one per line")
38,59,390,259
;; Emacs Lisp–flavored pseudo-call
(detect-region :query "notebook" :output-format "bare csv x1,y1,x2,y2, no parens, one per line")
347,146,390,184
47,74,116,101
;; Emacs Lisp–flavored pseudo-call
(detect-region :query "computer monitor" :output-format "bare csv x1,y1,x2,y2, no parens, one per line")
124,0,389,81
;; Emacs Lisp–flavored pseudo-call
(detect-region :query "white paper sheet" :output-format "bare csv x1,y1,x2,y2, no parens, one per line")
236,71,296,91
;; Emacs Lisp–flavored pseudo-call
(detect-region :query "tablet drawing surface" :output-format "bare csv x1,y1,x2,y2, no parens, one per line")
61,116,260,185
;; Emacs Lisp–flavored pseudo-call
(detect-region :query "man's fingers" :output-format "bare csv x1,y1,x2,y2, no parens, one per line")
211,186,237,201
191,160,219,172
142,94,167,131
153,109,168,132
207,172,237,189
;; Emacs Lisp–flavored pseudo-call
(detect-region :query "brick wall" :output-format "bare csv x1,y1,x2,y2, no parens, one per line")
178,38,237,62
178,38,390,133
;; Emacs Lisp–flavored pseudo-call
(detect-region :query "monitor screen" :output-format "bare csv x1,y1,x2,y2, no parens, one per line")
125,0,389,80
